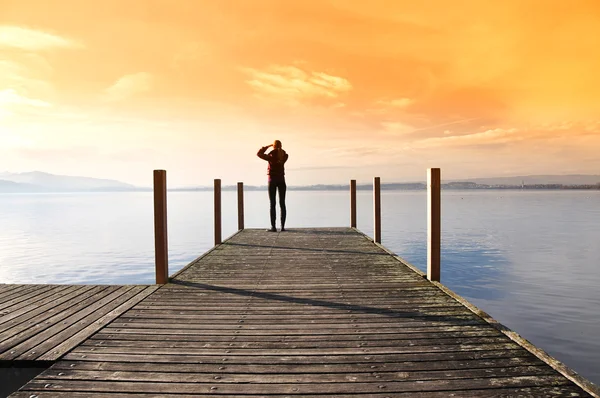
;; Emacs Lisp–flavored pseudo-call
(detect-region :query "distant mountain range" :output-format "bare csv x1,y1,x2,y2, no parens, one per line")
0,172,598,193
0,171,135,193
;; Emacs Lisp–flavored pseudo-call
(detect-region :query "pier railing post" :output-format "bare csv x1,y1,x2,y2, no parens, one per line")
350,179,357,228
427,168,441,282
237,182,244,230
214,179,222,245
374,177,381,243
153,170,168,284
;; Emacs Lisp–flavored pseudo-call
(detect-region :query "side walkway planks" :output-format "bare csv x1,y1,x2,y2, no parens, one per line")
0,284,158,361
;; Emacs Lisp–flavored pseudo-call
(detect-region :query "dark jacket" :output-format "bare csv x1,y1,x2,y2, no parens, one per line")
257,147,288,181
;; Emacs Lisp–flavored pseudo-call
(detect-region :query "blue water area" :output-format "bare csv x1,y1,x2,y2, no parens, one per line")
0,189,599,385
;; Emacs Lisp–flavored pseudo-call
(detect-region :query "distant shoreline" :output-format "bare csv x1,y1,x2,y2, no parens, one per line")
2,184,599,194
2,172,599,194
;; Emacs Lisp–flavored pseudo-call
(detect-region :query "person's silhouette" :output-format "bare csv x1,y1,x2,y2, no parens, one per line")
257,140,289,231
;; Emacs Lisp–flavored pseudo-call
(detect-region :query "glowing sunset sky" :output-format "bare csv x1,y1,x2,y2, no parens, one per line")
1,1,599,186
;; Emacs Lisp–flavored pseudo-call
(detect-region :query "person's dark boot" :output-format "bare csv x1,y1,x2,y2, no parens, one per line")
269,208,276,232
281,213,286,232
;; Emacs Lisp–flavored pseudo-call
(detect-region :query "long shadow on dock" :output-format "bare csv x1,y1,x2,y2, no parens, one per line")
170,280,478,325
223,242,389,256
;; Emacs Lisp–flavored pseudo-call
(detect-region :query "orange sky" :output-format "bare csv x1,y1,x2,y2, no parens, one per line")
1,0,599,186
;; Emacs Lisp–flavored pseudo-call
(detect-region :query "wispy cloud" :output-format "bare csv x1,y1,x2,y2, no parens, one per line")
415,127,521,148
415,121,600,150
0,26,83,50
242,65,352,104
584,121,600,133
381,121,415,135
104,72,153,101
0,89,51,108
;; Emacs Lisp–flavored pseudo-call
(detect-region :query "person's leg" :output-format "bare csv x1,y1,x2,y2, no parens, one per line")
278,181,287,230
268,182,277,231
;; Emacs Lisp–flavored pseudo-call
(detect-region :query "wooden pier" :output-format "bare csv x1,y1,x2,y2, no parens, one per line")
5,228,598,397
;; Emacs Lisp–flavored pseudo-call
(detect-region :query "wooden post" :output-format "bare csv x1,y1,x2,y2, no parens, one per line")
350,179,357,228
237,182,244,230
153,170,168,284
214,179,222,245
373,177,381,243
428,168,441,282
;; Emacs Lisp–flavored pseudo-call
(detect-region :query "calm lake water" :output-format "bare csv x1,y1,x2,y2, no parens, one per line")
0,190,599,385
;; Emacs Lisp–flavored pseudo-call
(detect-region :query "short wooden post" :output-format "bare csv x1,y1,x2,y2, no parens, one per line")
214,179,222,245
153,170,168,284
427,168,441,282
237,182,244,230
373,177,381,243
350,179,357,228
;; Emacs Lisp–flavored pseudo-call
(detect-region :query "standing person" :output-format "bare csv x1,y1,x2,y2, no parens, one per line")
257,140,289,232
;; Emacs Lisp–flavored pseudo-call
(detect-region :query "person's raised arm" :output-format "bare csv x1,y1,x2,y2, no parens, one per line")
257,144,272,161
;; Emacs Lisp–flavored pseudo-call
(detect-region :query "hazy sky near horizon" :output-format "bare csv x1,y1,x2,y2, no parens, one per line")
1,1,600,187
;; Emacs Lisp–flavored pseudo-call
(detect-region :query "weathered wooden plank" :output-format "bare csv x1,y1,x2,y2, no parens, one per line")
10,385,592,398
96,322,524,338
130,297,464,306
121,310,472,322
90,329,503,344
144,290,441,298
124,306,473,316
62,349,532,364
129,302,462,312
20,375,573,394
124,302,464,313
105,318,485,331
118,308,477,320
82,336,509,351
134,298,454,307
138,295,451,304
52,356,546,374
39,365,555,384
153,283,432,292
69,342,522,357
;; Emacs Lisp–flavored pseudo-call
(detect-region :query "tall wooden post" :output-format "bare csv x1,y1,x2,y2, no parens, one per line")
373,177,381,243
428,168,441,282
350,179,357,228
153,170,168,284
214,179,222,245
237,182,244,230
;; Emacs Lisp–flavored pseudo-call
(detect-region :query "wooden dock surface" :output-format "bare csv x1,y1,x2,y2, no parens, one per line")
9,228,598,397
0,284,157,362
